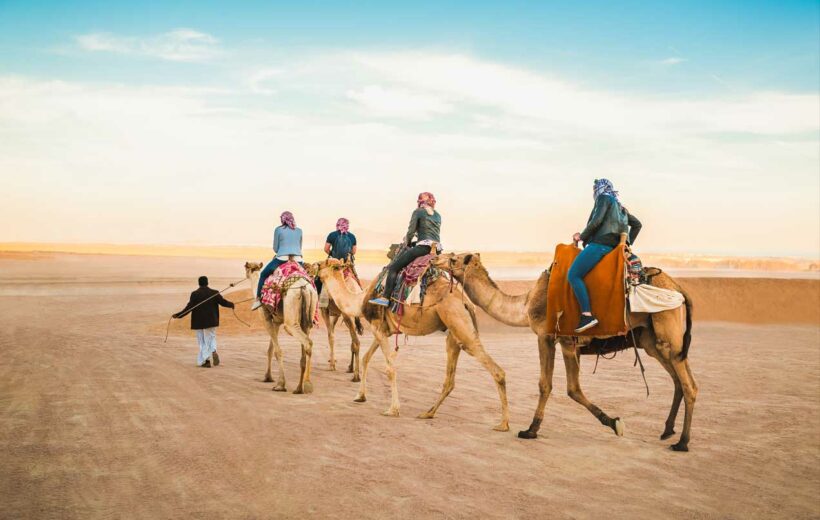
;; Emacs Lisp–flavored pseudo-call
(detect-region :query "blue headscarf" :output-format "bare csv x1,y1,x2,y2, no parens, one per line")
593,178,620,204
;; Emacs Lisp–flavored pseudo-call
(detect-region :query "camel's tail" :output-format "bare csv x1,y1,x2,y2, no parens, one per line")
679,288,693,360
300,285,317,334
354,317,364,336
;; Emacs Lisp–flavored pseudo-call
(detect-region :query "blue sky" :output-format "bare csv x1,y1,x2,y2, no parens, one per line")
0,1,818,256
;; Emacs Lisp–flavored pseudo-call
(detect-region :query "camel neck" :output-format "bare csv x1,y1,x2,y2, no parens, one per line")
323,270,366,317
459,265,530,327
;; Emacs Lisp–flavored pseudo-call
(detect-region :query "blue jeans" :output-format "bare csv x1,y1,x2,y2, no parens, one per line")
256,258,305,297
567,243,613,314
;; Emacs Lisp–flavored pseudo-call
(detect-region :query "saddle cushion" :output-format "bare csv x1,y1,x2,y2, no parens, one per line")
375,255,442,313
261,262,317,322
546,243,627,337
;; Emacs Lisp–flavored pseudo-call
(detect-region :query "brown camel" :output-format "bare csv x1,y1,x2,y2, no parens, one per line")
316,258,510,431
432,252,697,451
244,262,319,394
306,262,365,382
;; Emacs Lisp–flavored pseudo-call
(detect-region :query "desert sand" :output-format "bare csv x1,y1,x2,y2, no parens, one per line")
1,252,819,519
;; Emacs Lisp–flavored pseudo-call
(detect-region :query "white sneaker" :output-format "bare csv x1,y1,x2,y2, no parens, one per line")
251,299,263,311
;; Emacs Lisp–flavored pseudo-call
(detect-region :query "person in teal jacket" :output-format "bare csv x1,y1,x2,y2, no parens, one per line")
251,211,304,311
569,179,642,332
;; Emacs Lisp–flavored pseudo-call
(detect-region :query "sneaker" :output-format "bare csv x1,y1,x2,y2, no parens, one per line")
575,314,599,333
251,299,263,311
200,359,212,368
368,297,390,307
212,352,220,366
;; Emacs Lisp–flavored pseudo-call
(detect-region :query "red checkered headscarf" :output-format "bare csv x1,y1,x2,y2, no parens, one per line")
280,211,296,229
417,192,436,209
336,217,349,234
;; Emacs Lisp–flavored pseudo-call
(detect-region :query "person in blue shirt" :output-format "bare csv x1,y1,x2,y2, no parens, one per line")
569,179,642,332
251,211,304,311
324,218,357,261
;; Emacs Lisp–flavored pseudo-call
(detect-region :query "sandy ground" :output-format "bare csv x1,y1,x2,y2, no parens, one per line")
1,254,819,519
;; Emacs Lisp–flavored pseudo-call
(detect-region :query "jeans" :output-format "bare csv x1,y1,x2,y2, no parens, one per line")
382,245,432,300
567,243,614,314
257,258,304,297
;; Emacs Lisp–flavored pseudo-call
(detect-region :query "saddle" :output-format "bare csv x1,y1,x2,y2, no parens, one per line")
545,243,628,337
374,253,443,313
261,261,317,319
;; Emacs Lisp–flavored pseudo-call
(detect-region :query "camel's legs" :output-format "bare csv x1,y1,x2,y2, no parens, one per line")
372,328,400,417
342,316,361,382
321,308,338,371
418,333,462,419
443,304,509,431
518,334,556,439
560,341,623,436
284,319,314,395
354,337,380,403
263,339,274,383
638,330,684,440
669,357,697,452
269,324,287,392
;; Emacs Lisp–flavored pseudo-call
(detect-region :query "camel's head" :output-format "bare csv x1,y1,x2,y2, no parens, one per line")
244,261,263,278
315,257,350,281
432,252,482,280
304,262,320,279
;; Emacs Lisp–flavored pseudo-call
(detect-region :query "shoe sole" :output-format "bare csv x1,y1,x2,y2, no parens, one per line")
575,318,599,333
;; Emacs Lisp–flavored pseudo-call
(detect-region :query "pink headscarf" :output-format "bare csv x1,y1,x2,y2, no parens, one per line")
417,192,436,209
336,217,350,234
280,211,296,229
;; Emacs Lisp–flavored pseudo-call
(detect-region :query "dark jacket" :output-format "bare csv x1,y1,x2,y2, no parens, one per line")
174,287,235,330
404,208,442,244
579,194,642,247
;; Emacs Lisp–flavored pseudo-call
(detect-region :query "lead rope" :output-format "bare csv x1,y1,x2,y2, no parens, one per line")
164,277,250,343
622,255,649,396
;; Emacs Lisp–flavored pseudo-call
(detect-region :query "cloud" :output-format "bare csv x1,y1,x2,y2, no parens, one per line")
346,85,453,119
75,28,221,62
247,68,281,95
658,57,686,65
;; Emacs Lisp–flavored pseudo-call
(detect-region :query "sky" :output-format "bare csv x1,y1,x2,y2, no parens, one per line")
1,1,818,257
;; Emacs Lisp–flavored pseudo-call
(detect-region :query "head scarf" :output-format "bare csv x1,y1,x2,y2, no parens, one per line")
280,211,296,229
593,179,620,203
336,217,350,234
417,192,436,209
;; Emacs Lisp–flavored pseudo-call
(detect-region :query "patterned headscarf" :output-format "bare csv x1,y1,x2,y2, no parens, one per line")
280,211,296,229
417,192,436,209
336,217,350,234
593,179,620,203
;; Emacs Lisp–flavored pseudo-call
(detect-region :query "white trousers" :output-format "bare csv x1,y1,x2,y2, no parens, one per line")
196,327,217,366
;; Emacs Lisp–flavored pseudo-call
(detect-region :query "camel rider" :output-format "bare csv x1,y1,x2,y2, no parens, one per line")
251,211,304,311
569,179,642,333
370,192,442,306
325,218,357,261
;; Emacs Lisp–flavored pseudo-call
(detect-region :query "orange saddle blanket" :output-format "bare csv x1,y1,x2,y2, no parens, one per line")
546,243,627,337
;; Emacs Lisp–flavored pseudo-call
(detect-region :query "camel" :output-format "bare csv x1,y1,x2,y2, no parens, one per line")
432,251,698,451
306,262,365,382
244,262,319,394
316,258,510,431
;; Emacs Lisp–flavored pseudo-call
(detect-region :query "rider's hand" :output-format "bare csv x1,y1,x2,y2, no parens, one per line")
572,232,582,244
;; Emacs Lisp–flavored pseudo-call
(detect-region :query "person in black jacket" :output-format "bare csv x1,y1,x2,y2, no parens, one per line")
569,179,642,333
173,276,235,367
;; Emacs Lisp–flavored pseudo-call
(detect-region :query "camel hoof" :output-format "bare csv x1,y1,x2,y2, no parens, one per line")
660,429,676,440
381,409,399,417
353,395,366,403
302,381,313,394
346,367,354,373
493,423,510,432
613,418,625,437
670,442,689,452
272,386,287,392
351,375,360,383
417,412,435,420
263,375,274,383
517,430,538,439
293,388,304,395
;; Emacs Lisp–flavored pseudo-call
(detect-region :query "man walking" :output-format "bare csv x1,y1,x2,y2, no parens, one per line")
173,276,235,367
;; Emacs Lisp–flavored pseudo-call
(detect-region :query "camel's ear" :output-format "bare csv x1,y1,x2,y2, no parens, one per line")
463,254,473,265
474,252,481,260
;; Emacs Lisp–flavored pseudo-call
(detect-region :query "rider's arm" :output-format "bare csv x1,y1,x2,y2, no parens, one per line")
627,211,642,245
273,227,281,254
324,242,332,255
579,196,610,244
404,209,420,245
